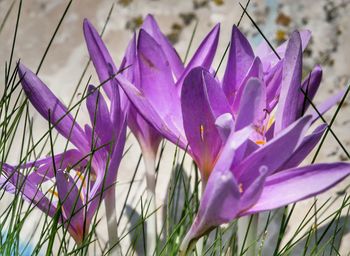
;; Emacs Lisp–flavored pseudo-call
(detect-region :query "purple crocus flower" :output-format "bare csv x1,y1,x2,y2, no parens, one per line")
113,19,222,184
177,68,350,252
0,63,126,244
176,28,349,251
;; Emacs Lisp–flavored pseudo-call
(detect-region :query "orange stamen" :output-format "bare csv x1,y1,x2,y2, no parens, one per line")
239,183,244,193
255,140,266,145
200,125,204,142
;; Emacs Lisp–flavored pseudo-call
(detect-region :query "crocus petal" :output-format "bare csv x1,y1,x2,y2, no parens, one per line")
276,123,327,171
214,126,253,174
83,124,109,170
26,149,85,184
1,163,57,217
235,78,266,131
142,14,184,79
128,107,162,153
236,115,312,188
238,166,269,211
181,67,230,180
110,72,122,130
120,32,162,154
176,24,220,94
265,60,283,111
215,113,235,141
119,33,138,84
83,19,129,113
56,170,86,244
18,63,89,153
275,31,303,134
185,171,240,241
137,29,182,122
0,175,16,194
83,19,116,99
231,57,263,112
105,121,126,188
299,65,323,111
115,74,186,147
88,120,127,221
232,76,265,165
245,163,350,214
222,25,255,105
257,29,311,69
180,127,252,250
86,85,113,147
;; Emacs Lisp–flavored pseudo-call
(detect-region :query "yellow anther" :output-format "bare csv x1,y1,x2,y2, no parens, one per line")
255,140,266,145
76,170,97,184
239,183,244,193
200,125,205,142
48,188,59,198
267,110,276,131
76,172,87,187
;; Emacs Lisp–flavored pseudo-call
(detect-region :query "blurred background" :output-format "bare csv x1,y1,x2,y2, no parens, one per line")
1,0,350,254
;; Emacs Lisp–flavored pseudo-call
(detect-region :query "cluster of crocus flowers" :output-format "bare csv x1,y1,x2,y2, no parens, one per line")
0,62,127,247
83,14,223,254
116,25,338,184
113,16,350,254
0,13,350,255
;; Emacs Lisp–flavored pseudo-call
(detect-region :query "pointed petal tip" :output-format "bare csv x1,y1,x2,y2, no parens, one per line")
83,18,89,26
17,63,37,90
213,23,220,33
231,24,240,33
300,29,311,38
314,64,323,72
17,62,29,77
230,24,252,46
83,18,99,40
83,18,93,32
184,66,207,80
137,29,154,49
87,84,96,92
290,30,302,44
144,13,155,22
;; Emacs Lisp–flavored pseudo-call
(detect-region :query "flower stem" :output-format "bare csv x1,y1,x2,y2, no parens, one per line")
195,181,206,255
142,149,158,256
238,214,259,256
179,231,196,256
105,186,122,256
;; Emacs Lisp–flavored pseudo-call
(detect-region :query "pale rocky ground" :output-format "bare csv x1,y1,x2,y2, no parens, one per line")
0,0,350,255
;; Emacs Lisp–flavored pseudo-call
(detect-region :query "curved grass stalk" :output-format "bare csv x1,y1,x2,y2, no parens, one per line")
238,214,259,256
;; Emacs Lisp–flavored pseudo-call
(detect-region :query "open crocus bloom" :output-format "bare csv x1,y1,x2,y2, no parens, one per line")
115,23,342,184
83,14,219,160
0,63,126,244
175,30,350,251
179,112,350,252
